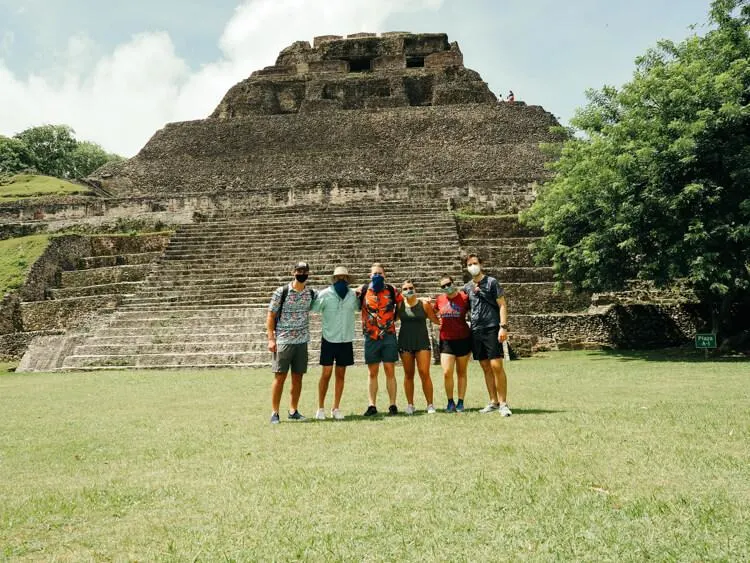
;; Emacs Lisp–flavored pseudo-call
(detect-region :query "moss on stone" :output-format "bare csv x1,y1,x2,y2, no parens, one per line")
0,235,50,296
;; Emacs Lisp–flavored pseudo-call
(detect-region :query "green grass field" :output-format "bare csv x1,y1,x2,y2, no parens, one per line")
0,174,91,201
1,351,748,561
0,235,49,296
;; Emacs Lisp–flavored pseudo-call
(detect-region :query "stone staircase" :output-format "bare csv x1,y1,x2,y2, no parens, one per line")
459,215,593,354
59,202,463,369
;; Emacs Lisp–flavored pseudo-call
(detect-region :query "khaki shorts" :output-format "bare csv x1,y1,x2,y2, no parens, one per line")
272,343,308,374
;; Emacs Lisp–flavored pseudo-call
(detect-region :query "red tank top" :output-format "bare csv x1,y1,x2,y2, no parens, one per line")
436,292,471,340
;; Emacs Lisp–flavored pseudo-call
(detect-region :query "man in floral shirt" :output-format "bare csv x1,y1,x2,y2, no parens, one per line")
359,263,403,416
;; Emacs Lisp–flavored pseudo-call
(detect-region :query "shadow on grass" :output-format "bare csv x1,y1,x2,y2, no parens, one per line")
587,348,750,363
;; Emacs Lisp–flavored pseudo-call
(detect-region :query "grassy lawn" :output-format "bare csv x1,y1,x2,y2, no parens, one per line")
1,351,748,561
0,174,91,201
0,235,49,296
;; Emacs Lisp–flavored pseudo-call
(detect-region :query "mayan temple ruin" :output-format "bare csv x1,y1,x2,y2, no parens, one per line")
4,32,703,371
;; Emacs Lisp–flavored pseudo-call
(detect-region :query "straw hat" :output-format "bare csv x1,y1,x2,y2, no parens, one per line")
332,266,353,283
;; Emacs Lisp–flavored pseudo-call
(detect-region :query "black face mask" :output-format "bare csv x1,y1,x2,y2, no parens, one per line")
295,273,309,283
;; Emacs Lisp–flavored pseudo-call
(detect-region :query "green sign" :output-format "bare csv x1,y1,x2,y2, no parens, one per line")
695,334,717,349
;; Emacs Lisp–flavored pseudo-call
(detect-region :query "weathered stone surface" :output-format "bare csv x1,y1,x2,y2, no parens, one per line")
425,51,463,69
20,295,122,332
91,104,559,197
0,331,62,361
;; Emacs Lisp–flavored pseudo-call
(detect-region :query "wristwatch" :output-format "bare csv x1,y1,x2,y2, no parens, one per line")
500,324,509,330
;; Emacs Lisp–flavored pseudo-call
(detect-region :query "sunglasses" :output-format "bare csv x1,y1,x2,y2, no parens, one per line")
402,286,415,291
440,283,453,289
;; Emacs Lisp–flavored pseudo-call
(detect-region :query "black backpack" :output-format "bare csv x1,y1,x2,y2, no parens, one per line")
359,283,398,313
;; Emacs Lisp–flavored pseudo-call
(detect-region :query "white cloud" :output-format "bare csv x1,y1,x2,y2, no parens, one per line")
0,0,444,157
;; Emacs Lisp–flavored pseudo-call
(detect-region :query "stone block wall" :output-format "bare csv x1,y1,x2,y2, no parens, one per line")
92,104,559,198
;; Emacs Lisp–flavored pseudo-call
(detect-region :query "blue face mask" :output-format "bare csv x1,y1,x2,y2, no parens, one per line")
333,279,349,299
371,273,385,292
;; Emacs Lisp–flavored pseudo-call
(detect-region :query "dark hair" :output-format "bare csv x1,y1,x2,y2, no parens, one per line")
465,254,482,265
402,279,415,288
439,274,453,284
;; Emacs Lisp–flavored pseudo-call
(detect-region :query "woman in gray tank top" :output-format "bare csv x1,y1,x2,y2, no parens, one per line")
398,280,441,415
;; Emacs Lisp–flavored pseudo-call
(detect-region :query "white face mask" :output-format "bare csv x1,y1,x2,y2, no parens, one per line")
467,264,481,277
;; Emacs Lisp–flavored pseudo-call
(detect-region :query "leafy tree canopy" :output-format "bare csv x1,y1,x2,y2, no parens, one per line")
523,0,750,330
0,125,123,179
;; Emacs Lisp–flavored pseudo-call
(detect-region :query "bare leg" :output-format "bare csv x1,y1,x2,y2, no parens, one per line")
416,350,434,405
401,352,416,405
333,365,346,410
490,358,507,404
480,359,498,404
441,353,456,400
384,362,397,406
318,365,333,409
271,373,287,413
456,354,470,400
367,363,379,406
289,373,303,413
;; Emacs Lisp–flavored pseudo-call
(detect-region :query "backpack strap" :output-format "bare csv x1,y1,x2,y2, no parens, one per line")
275,285,290,325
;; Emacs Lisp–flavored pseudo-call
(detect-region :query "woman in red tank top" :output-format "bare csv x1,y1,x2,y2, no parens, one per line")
434,275,472,412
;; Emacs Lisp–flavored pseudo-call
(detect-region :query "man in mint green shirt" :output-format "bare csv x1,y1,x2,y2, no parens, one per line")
311,266,360,420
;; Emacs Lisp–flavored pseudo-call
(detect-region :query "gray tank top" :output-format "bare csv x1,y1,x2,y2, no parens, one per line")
397,300,431,351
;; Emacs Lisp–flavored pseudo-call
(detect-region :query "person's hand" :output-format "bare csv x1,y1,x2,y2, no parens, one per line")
268,338,277,353
354,286,363,296
498,328,508,343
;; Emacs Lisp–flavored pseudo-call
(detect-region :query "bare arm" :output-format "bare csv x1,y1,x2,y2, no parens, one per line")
497,295,508,342
424,300,441,325
266,311,277,353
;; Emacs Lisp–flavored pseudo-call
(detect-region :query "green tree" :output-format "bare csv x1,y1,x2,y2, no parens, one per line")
71,141,124,178
10,125,123,179
522,0,750,335
0,135,32,175
14,124,78,178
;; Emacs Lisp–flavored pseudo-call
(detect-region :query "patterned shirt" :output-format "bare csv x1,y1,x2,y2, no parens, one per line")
268,283,315,345
361,285,403,340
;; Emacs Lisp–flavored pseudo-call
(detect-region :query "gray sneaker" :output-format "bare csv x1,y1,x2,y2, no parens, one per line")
498,403,512,417
479,402,499,414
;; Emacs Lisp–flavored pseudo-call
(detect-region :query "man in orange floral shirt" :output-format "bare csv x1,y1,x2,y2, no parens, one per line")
359,263,403,416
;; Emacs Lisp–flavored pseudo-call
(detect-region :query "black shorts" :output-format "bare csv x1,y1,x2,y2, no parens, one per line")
439,337,472,357
471,327,502,361
320,338,354,367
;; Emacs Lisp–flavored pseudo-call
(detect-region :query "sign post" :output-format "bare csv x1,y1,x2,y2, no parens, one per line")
695,333,717,359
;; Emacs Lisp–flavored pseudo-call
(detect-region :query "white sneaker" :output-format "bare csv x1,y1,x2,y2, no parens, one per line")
315,408,326,420
426,404,436,414
479,402,499,414
405,404,416,415
331,408,345,420
498,403,513,417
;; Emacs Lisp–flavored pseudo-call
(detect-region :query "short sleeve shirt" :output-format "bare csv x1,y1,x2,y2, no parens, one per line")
463,276,504,330
435,291,471,340
268,283,315,345
361,285,403,340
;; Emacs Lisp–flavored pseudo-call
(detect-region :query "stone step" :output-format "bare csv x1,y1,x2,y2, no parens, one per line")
73,339,368,355
61,351,353,369
456,216,542,238
142,271,458,286
461,237,540,245
178,210,452,228
77,252,162,269
492,267,554,283
501,283,592,314
172,222,455,237
463,247,538,269
60,264,153,288
161,238,452,255
50,282,145,299
150,259,461,272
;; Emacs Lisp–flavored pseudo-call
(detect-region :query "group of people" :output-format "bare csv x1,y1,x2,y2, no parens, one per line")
266,255,512,424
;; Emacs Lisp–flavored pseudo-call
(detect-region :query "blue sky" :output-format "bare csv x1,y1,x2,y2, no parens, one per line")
0,0,715,155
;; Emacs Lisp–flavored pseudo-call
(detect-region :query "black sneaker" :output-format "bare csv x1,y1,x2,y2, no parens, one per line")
288,410,306,421
270,412,280,424
388,404,398,416
363,405,378,417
